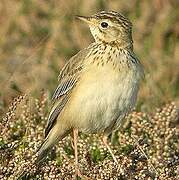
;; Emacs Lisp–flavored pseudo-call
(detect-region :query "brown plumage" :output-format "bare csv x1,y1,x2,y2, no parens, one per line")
36,11,144,176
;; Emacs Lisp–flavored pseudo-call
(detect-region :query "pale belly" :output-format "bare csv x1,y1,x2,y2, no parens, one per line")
65,64,140,134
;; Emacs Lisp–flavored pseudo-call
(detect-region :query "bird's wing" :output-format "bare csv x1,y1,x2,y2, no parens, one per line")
45,47,91,137
51,63,82,100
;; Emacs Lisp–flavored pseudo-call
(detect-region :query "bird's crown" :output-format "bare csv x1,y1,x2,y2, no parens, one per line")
77,11,133,48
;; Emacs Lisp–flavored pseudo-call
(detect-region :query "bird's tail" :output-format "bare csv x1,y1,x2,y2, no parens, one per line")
17,124,69,179
35,124,69,164
35,137,56,164
17,138,55,180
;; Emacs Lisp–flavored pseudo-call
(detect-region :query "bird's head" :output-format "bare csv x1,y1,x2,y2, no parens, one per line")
76,11,133,48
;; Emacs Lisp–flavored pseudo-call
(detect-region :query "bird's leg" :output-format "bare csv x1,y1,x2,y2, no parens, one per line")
73,128,82,177
102,135,118,164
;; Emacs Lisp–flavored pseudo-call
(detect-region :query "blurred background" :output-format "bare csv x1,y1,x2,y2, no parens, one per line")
0,0,179,116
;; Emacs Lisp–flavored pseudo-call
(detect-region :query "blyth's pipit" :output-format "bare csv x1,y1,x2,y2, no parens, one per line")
36,11,144,176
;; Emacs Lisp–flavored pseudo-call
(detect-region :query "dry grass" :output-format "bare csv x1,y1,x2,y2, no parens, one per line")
0,93,179,179
0,0,179,179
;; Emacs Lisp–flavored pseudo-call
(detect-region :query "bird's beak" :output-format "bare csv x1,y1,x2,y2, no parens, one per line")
76,15,95,26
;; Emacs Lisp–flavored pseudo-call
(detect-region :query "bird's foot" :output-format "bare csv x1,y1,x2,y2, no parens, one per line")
75,167,89,179
75,167,82,178
102,135,118,165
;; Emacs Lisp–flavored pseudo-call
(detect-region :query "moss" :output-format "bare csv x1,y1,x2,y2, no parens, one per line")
120,144,134,155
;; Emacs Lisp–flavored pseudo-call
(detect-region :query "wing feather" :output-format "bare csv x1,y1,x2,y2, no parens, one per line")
45,47,92,137
45,94,70,137
51,75,78,100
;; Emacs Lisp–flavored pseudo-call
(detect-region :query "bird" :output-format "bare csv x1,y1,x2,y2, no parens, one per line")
36,11,144,176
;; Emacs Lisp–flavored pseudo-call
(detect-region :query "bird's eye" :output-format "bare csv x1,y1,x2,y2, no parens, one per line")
101,22,108,28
